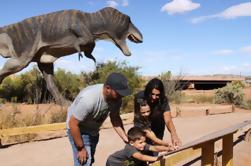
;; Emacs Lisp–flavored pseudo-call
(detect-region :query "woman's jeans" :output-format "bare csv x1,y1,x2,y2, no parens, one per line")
67,130,99,166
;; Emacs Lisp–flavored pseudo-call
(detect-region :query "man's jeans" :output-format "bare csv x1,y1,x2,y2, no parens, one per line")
67,130,99,166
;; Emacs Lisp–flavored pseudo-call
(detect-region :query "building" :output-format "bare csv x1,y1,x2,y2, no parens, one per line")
175,76,245,90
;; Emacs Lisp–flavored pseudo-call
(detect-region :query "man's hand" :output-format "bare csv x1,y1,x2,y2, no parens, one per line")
77,147,88,165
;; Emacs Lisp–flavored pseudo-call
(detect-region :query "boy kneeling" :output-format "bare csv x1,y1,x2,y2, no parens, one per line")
106,126,174,166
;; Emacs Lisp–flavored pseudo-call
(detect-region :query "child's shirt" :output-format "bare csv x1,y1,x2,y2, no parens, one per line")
106,143,150,166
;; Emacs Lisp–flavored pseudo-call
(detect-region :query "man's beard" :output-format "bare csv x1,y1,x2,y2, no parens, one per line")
105,93,119,103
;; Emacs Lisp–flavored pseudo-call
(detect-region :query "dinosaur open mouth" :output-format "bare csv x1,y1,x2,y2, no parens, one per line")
128,34,142,43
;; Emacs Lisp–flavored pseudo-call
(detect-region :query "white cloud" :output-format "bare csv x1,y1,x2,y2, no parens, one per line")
212,49,234,56
240,45,251,54
161,0,200,15
210,44,251,57
106,0,129,8
191,2,251,24
242,63,251,69
106,0,119,8
122,0,129,7
217,63,251,75
219,2,251,19
222,65,237,73
190,15,218,24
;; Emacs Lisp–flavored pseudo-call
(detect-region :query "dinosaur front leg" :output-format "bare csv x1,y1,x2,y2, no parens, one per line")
83,42,96,64
0,56,32,83
69,26,96,63
74,39,96,63
37,62,69,105
0,33,32,83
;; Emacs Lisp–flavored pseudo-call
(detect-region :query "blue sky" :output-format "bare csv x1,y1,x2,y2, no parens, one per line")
0,0,251,76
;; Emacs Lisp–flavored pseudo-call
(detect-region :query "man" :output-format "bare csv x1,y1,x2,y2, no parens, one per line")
67,72,131,166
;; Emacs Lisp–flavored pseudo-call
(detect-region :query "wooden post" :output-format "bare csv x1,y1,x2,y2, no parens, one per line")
206,109,209,116
231,105,235,112
222,134,233,166
201,141,215,166
176,107,181,117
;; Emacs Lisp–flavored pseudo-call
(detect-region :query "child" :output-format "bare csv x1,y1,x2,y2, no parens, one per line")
134,99,172,146
106,126,174,166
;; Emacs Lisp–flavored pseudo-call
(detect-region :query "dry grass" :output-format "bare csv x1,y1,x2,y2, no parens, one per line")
178,90,214,104
0,103,67,129
1,87,250,130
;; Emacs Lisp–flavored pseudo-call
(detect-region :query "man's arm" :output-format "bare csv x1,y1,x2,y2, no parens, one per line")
109,110,128,143
69,116,88,165
163,111,182,146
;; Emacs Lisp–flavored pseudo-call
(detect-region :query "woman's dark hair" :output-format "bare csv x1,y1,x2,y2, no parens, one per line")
127,126,146,142
144,78,166,105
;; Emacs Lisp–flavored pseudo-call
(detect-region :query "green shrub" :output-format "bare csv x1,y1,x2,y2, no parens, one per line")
247,100,251,109
0,98,6,104
81,61,143,113
0,61,143,106
214,81,245,106
192,95,214,104
160,71,183,104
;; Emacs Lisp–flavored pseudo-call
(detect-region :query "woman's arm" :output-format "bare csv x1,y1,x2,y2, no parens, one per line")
163,111,182,146
144,129,171,146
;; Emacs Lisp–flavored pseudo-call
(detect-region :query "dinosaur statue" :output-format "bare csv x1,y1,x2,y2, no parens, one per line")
0,7,143,105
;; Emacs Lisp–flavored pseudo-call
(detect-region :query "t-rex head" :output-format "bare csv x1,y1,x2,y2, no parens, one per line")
91,7,143,56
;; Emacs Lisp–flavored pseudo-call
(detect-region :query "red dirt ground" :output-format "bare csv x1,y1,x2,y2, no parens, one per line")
0,88,250,165
0,110,250,166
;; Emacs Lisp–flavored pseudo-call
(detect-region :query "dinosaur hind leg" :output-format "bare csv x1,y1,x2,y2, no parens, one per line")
37,62,69,105
0,56,32,83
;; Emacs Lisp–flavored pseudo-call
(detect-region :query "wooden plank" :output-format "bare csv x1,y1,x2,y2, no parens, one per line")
0,120,132,138
149,147,201,166
149,147,206,166
201,141,214,166
0,123,66,137
165,148,201,166
222,134,233,166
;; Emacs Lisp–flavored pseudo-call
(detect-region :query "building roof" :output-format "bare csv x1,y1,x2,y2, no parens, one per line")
173,76,245,81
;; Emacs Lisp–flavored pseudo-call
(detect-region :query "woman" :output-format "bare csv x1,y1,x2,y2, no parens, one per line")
134,78,181,147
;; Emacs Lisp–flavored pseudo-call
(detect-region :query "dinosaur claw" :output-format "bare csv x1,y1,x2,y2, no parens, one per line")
78,52,83,61
84,54,96,64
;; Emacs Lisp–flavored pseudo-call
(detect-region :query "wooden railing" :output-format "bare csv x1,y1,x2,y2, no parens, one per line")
0,114,133,146
1,117,250,165
149,120,251,166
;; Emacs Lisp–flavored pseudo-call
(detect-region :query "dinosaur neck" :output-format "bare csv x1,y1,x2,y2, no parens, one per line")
87,11,108,36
